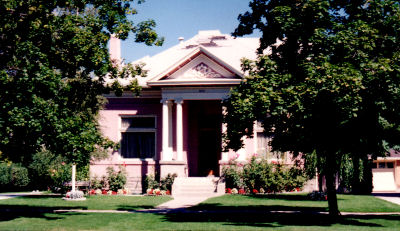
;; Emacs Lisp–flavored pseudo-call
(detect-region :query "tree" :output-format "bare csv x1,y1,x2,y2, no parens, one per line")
0,0,163,168
225,0,400,216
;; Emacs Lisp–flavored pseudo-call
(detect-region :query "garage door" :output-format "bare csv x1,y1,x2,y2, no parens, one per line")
372,169,397,192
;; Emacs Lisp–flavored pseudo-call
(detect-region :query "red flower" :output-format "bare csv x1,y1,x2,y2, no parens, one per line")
156,190,161,195
226,188,232,194
325,195,328,201
112,191,117,195
166,190,171,195
90,189,96,195
252,189,259,194
102,190,107,195
238,188,245,194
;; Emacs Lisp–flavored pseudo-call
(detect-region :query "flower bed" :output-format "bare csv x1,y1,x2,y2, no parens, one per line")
146,188,170,196
88,188,130,196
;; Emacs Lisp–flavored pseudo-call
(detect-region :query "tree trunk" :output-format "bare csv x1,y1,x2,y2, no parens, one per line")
352,156,360,194
326,154,340,217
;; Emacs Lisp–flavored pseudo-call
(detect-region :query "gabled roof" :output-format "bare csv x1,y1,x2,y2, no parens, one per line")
112,30,260,87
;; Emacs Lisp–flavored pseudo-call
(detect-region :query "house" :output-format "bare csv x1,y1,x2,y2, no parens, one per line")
372,150,400,192
90,30,400,194
90,30,296,193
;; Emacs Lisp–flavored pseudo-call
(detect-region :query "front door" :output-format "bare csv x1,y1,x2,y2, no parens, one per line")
188,101,221,176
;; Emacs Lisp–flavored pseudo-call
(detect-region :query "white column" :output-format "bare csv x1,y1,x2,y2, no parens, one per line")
161,99,172,161
176,98,183,161
168,100,173,156
71,164,76,192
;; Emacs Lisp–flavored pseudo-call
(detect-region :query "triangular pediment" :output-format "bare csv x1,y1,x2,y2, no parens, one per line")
147,48,243,86
168,62,229,80
161,53,239,81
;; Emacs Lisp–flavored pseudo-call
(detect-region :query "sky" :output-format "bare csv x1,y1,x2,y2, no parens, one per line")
121,0,261,63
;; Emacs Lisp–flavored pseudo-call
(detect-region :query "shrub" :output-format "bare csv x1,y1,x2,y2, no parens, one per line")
29,149,89,192
222,164,243,189
222,156,308,194
107,166,127,192
0,162,30,191
0,163,11,186
242,157,273,191
90,175,107,189
10,165,30,187
160,173,177,191
144,174,159,190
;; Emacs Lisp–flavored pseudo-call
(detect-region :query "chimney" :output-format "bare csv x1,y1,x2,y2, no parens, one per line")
109,34,121,62
178,37,184,44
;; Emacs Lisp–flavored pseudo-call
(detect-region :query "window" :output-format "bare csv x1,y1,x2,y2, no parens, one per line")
377,162,394,169
120,116,156,159
256,132,286,160
256,132,271,157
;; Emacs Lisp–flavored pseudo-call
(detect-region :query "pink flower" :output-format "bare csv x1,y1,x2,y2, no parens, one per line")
61,162,65,166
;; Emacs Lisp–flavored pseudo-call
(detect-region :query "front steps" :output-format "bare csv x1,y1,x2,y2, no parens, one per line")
172,177,225,197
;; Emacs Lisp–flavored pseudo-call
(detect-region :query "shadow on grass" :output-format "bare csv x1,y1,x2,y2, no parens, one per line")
190,203,328,213
0,194,162,222
162,211,399,228
245,193,345,201
160,194,398,228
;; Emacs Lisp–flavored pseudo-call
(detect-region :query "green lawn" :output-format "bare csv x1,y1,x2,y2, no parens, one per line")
192,193,400,213
0,194,172,211
0,193,399,230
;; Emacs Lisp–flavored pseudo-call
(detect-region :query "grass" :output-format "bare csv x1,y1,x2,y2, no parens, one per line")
191,193,400,213
0,193,399,230
0,194,172,211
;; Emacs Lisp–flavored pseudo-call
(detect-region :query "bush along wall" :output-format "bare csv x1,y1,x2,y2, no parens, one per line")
0,162,30,192
222,156,308,194
144,173,177,196
89,166,129,195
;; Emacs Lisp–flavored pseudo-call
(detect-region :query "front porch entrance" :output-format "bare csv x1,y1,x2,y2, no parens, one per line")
188,100,222,176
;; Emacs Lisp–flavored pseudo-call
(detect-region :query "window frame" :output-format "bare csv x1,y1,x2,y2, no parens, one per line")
119,115,157,160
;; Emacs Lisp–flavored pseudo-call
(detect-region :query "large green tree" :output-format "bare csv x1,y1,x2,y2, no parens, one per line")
225,0,400,216
0,0,163,167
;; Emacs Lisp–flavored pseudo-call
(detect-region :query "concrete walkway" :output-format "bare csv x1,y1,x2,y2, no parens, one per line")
0,191,42,200
156,194,221,209
373,192,400,206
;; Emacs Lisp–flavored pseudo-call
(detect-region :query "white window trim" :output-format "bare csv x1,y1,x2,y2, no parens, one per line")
118,115,157,160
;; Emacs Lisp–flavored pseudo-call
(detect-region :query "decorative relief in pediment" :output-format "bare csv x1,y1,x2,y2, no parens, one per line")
168,62,228,79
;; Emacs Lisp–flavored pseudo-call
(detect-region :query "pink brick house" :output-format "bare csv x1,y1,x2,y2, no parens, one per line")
90,30,295,193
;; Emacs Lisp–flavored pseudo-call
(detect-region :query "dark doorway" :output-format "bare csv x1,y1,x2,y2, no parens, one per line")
187,100,222,176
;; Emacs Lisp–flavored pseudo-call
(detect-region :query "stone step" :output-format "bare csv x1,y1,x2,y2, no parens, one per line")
172,177,225,197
